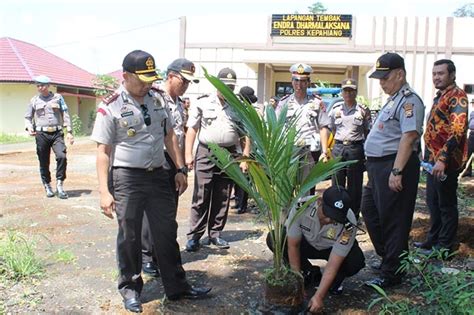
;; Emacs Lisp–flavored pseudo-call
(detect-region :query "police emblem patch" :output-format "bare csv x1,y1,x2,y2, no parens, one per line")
145,57,154,70
326,227,336,240
297,64,305,74
339,228,352,245
403,103,414,118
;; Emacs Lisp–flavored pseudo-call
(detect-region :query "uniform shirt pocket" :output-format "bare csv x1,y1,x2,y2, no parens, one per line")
202,110,218,126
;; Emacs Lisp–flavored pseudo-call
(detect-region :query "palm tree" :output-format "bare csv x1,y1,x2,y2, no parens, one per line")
203,68,354,286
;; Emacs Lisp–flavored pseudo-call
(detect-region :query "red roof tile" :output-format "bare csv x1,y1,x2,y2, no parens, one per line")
0,37,95,89
107,69,123,83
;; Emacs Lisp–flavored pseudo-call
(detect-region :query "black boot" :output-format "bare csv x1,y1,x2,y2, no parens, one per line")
44,183,55,198
56,180,68,199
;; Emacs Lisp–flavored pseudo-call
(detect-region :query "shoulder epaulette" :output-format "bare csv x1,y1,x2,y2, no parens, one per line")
150,85,165,95
279,94,291,102
309,94,322,101
332,102,343,109
103,92,119,105
402,88,413,97
197,94,209,100
357,103,368,110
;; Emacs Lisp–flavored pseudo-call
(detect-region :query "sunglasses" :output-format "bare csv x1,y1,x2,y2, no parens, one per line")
175,74,190,84
140,104,151,126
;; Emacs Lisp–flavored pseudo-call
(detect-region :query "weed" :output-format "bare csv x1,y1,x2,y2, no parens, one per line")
0,231,44,281
369,249,474,314
52,248,76,264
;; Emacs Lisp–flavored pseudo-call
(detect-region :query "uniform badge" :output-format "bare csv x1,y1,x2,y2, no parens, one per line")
120,120,129,128
386,100,395,110
339,228,352,245
335,110,342,118
326,227,336,240
121,111,134,118
403,103,414,118
127,128,136,137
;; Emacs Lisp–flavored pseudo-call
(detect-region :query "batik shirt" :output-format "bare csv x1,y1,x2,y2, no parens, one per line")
424,84,468,171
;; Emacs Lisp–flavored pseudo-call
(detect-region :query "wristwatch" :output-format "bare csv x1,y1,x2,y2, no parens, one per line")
177,166,188,176
391,168,402,176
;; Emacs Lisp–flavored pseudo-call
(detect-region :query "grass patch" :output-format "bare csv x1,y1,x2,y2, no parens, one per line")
0,231,44,281
52,248,76,264
0,133,33,144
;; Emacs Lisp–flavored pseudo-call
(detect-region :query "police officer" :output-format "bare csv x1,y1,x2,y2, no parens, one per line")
328,79,371,217
91,50,210,313
276,63,331,192
140,58,199,277
24,75,74,199
184,67,250,252
266,186,365,313
362,52,425,288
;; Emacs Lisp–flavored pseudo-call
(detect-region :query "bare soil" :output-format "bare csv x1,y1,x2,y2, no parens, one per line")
0,140,472,314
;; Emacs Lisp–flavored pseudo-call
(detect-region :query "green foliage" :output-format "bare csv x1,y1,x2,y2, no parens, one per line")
0,231,44,281
92,74,119,97
356,95,369,106
369,249,474,314
88,109,97,130
71,114,83,136
52,248,76,264
308,1,327,14
0,133,33,144
203,67,353,280
453,3,474,17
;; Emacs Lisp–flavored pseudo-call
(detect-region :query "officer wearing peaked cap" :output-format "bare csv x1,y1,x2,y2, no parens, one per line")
24,75,74,199
184,67,251,252
91,50,210,313
362,52,425,289
328,79,371,218
276,63,331,194
140,57,199,278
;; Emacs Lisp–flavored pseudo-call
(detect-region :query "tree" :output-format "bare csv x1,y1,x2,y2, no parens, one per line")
92,74,119,97
308,1,327,14
453,3,474,17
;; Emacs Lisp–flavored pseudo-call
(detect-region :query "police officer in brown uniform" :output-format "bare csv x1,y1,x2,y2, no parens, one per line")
141,58,199,277
276,63,331,192
25,75,74,199
328,79,371,217
362,53,425,288
91,50,210,313
184,67,250,251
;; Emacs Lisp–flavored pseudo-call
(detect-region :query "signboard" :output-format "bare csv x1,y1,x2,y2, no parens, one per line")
271,14,352,38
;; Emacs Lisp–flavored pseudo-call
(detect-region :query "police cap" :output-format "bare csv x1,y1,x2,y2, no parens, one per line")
34,75,51,84
369,52,405,79
290,63,312,80
239,86,258,104
322,186,357,226
341,78,357,90
122,50,161,83
167,58,199,83
217,67,237,86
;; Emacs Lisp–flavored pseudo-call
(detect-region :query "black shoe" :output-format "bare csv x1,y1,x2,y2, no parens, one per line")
44,183,55,198
185,239,200,252
236,207,247,214
329,284,344,295
123,297,142,313
209,237,230,249
142,262,160,277
365,277,401,289
167,286,212,301
413,241,432,250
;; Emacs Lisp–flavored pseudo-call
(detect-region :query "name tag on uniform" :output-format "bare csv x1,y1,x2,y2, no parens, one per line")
299,224,311,232
121,111,134,118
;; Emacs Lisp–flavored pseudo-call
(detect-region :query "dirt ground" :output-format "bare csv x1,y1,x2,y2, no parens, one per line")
0,140,473,314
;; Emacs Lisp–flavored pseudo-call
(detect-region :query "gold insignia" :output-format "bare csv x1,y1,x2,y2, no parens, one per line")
376,60,380,69
145,57,154,70
327,227,336,240
335,110,342,118
339,228,352,245
127,128,136,137
227,73,233,79
297,64,305,74
347,80,352,85
403,103,414,118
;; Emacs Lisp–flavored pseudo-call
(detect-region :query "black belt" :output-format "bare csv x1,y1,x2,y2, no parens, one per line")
366,154,397,162
199,142,237,152
335,140,364,145
112,166,163,172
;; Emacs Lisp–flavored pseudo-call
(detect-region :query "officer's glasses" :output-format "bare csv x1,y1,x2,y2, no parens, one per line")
175,74,190,85
140,104,151,126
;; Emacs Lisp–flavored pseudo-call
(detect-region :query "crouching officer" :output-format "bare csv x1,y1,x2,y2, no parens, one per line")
91,50,210,313
328,79,371,217
24,75,74,199
266,186,365,313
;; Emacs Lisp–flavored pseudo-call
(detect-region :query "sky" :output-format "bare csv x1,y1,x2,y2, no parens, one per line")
0,0,468,74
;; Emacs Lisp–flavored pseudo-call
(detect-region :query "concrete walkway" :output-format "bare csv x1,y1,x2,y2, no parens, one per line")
0,137,94,155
